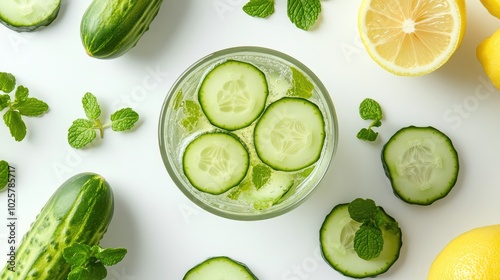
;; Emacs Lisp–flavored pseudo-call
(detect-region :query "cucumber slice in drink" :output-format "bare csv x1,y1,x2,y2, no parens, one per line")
254,97,325,171
320,203,402,278
381,126,460,205
198,60,268,130
0,0,61,32
183,256,258,280
242,171,294,210
183,132,249,195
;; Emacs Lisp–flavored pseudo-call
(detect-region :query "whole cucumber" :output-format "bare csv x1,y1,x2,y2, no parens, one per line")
0,172,114,280
81,0,164,59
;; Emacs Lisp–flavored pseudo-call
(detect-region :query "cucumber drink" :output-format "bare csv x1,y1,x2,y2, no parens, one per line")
159,47,338,220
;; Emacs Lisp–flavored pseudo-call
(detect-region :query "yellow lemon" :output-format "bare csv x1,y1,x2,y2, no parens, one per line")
427,224,500,280
358,0,466,76
480,0,500,19
477,29,500,90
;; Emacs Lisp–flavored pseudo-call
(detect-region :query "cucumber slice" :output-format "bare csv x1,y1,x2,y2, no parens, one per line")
183,132,249,195
183,256,258,280
381,126,460,205
254,97,325,171
0,0,61,32
320,203,402,278
242,171,294,210
198,60,268,130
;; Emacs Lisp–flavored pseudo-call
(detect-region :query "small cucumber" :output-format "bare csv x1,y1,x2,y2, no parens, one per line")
0,172,114,280
381,126,460,205
0,0,60,32
183,256,258,280
81,0,164,59
198,60,269,131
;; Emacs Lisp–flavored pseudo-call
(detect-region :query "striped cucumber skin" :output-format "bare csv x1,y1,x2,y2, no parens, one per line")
0,173,114,280
81,0,164,59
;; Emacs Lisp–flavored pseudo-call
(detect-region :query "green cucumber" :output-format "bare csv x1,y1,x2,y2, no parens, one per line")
254,97,326,171
198,60,269,130
183,132,250,195
183,256,258,280
320,202,402,278
80,0,164,59
0,172,114,280
381,126,460,205
0,0,60,32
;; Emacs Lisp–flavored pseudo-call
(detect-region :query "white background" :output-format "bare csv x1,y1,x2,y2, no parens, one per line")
1,0,500,279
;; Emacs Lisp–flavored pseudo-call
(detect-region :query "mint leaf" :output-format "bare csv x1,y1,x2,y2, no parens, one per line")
356,128,378,142
63,243,91,267
243,0,275,18
14,97,49,117
348,198,378,223
68,119,96,149
110,108,139,132
0,94,10,111
94,247,128,266
287,67,313,99
252,164,271,190
181,100,202,132
353,223,384,260
0,72,16,93
14,85,29,102
357,98,383,141
82,92,101,120
287,0,321,31
68,266,91,280
3,110,26,141
359,98,382,120
0,160,9,191
87,262,107,280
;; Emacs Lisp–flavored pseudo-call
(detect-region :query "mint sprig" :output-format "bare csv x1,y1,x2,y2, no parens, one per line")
0,160,9,191
348,198,399,260
357,98,383,141
0,72,49,141
68,92,139,149
242,0,321,30
63,243,127,280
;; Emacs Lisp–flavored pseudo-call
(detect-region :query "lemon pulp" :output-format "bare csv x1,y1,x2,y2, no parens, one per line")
358,0,466,76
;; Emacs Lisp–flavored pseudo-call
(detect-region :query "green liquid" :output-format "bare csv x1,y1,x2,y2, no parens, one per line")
167,53,332,213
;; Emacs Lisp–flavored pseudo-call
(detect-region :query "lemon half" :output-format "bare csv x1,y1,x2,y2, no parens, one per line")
358,0,466,76
428,224,500,280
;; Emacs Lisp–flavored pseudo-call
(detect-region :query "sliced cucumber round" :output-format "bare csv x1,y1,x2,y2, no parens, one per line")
381,126,460,205
183,132,249,195
0,0,61,32
183,256,258,280
198,60,269,131
242,171,294,210
320,203,402,278
254,97,325,171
